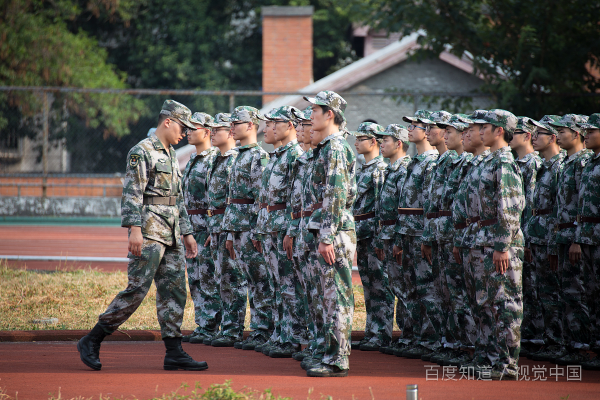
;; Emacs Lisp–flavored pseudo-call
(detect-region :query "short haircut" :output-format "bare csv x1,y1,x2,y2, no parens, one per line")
319,105,344,126
402,142,410,152
157,113,168,126
495,126,513,143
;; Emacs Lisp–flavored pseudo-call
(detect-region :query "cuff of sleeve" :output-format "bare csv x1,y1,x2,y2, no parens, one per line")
121,214,141,227
227,233,233,241
494,242,510,252
319,234,334,245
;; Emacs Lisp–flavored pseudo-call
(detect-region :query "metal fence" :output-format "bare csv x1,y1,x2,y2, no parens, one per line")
0,86,491,197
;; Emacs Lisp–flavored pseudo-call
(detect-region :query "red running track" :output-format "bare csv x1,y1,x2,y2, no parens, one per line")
0,226,362,283
0,341,599,400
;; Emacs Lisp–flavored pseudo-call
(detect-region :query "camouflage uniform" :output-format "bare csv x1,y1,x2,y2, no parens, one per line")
206,145,242,340
550,115,593,351
222,106,274,341
181,114,220,338
575,116,600,351
396,109,439,350
374,124,411,348
258,106,305,349
472,110,525,377
99,100,196,339
304,91,357,371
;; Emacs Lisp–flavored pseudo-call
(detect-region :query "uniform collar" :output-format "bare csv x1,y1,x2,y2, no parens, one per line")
237,142,260,151
275,139,298,155
190,146,215,159
517,151,537,163
362,154,384,168
564,148,587,164
414,149,439,161
485,146,510,161
219,148,237,157
452,151,471,164
150,133,171,153
317,131,343,147
387,155,410,171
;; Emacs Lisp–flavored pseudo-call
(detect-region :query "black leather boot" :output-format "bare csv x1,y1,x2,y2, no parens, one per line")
77,323,109,370
163,337,208,371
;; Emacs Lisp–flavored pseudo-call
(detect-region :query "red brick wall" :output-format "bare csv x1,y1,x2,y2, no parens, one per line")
262,15,313,104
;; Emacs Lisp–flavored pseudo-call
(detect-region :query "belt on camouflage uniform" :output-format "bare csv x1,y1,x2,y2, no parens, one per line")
454,216,480,230
426,210,451,219
143,196,177,206
379,219,396,227
354,211,375,221
291,211,303,220
477,218,498,228
207,208,226,217
227,198,255,205
262,203,286,212
398,208,424,215
532,208,552,216
557,221,575,230
302,202,322,218
187,209,208,215
578,215,600,224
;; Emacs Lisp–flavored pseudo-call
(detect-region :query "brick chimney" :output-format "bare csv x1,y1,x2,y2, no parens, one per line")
262,6,314,105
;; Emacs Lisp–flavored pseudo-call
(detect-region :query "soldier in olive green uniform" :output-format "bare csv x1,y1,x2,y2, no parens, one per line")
350,122,389,351
78,100,207,372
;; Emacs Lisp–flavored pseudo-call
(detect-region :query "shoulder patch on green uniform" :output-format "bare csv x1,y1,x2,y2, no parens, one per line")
129,154,141,168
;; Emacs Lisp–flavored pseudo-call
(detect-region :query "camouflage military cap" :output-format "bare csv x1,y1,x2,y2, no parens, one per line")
437,115,469,131
515,117,537,134
159,99,195,129
530,115,560,135
303,91,347,116
428,110,452,125
549,114,588,134
481,109,518,133
351,122,385,139
469,109,489,124
206,113,232,128
403,109,433,124
230,106,263,125
455,113,473,124
578,113,600,130
263,105,301,123
292,106,312,121
190,112,214,127
378,124,410,143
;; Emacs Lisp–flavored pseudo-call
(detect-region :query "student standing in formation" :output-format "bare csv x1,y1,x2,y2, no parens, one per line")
222,106,274,348
395,110,439,359
573,114,600,370
471,109,525,380
304,91,357,377
534,115,591,363
259,106,305,358
373,124,411,356
451,110,490,369
204,113,241,347
521,116,564,357
420,110,455,362
181,112,220,345
78,100,206,371
351,122,389,351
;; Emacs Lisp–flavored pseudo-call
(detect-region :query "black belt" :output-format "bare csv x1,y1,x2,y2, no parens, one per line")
578,215,600,224
379,219,396,227
354,212,376,221
532,208,552,216
398,208,424,215
426,210,451,219
143,196,177,206
187,209,208,215
207,208,226,217
227,198,255,205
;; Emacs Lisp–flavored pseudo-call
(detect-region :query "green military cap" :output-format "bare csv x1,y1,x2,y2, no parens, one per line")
578,113,600,131
403,109,433,124
206,113,231,128
480,109,518,133
515,117,537,134
437,115,469,131
428,110,452,125
469,109,490,124
530,115,560,135
262,105,301,123
455,113,473,124
159,99,195,129
351,121,385,139
303,91,347,118
230,106,263,125
292,106,312,121
378,124,410,143
190,112,214,127
549,114,589,134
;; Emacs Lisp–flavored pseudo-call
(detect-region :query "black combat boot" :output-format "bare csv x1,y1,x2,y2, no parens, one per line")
77,323,110,370
163,337,209,371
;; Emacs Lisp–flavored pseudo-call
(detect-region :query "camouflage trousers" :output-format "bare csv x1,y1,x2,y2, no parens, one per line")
310,230,356,370
470,247,523,375
438,241,476,349
186,230,221,337
532,244,562,346
582,244,600,349
382,240,408,341
402,235,442,350
210,232,246,341
559,243,591,349
264,231,307,346
99,239,187,339
231,231,274,340
293,233,317,348
396,235,419,345
521,247,544,344
356,237,394,346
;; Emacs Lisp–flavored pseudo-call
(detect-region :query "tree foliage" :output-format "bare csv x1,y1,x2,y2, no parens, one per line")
345,0,600,117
